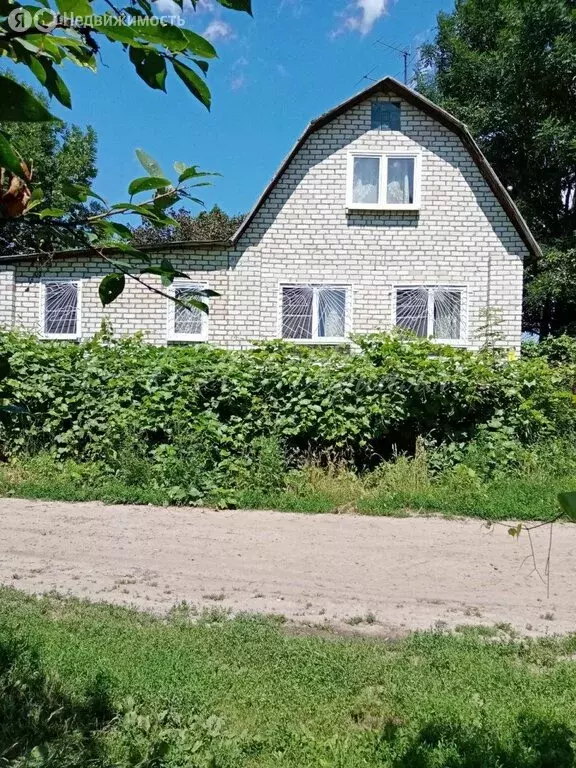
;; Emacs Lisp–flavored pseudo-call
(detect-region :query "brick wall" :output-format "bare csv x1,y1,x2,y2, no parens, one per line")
5,90,527,350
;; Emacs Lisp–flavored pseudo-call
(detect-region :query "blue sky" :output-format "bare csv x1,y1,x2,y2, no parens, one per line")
42,0,455,216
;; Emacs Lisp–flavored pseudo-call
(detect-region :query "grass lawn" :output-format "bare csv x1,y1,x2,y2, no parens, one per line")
1,588,576,766
0,454,572,521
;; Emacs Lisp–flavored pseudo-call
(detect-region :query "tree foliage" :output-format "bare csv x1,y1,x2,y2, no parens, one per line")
0,0,252,305
131,204,244,246
418,0,576,336
0,78,97,256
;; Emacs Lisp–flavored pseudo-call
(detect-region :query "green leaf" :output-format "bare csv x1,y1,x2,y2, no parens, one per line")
111,241,149,259
94,220,133,239
129,47,167,92
37,207,67,218
192,59,210,76
128,176,171,196
26,58,72,109
558,492,576,521
141,264,189,287
99,273,126,306
26,187,44,211
56,0,92,15
178,167,216,183
0,76,55,122
214,0,251,13
136,23,187,52
172,60,211,110
177,295,209,314
101,19,137,45
181,29,217,59
507,524,522,538
61,181,106,204
135,149,166,178
0,133,24,178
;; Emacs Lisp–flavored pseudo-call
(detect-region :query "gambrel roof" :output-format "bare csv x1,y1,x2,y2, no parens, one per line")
0,76,540,264
232,76,540,258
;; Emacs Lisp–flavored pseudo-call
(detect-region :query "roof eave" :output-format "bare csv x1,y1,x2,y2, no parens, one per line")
0,238,233,265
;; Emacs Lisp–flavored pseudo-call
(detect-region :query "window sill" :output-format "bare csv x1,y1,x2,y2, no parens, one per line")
427,338,469,347
346,204,420,213
281,338,350,345
41,334,80,341
168,336,208,343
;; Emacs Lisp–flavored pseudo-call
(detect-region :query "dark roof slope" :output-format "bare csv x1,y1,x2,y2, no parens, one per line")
232,76,540,258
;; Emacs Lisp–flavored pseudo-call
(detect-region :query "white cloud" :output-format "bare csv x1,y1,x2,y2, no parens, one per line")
231,73,246,90
152,0,183,14
333,0,389,37
279,0,304,16
203,18,235,41
230,56,248,90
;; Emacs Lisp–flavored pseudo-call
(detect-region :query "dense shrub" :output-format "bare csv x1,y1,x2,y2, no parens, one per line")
523,334,576,366
0,329,575,505
1,330,574,459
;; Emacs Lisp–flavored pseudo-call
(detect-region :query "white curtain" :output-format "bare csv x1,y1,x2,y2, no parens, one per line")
387,158,414,205
318,288,346,338
433,290,461,339
353,157,380,204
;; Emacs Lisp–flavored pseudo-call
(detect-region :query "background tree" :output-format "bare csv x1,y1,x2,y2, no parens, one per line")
418,0,576,337
0,77,97,256
131,204,244,245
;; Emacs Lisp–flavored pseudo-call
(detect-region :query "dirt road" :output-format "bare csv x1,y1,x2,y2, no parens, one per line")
0,498,574,636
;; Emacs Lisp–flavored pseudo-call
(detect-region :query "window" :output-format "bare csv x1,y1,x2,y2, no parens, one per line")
168,281,208,341
42,281,79,338
348,153,420,210
395,287,465,342
371,101,401,131
281,285,349,342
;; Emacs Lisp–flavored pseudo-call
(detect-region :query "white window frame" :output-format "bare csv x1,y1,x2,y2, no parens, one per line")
392,284,468,346
347,151,421,211
278,284,352,344
39,278,82,340
167,280,209,342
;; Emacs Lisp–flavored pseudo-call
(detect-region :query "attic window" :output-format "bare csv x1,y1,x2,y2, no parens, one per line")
348,153,421,210
371,101,401,131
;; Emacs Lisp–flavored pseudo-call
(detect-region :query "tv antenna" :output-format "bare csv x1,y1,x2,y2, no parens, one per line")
375,39,411,84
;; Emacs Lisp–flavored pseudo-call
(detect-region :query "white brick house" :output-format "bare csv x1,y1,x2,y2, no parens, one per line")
0,77,539,350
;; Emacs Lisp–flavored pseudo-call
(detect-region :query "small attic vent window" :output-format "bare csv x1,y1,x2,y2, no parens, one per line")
371,101,401,131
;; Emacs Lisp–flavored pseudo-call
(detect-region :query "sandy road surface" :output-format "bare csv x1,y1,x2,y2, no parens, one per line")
0,498,575,636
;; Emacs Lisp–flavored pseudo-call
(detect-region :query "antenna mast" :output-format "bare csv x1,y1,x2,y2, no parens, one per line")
375,40,411,84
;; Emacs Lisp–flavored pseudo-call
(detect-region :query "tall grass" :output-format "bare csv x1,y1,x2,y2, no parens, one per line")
1,436,573,520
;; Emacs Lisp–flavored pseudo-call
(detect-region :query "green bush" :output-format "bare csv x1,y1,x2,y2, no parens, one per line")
523,334,576,366
0,330,575,507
